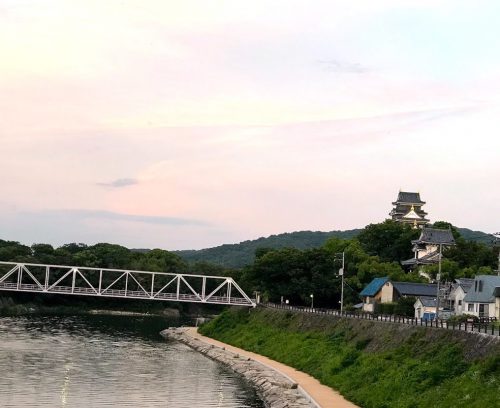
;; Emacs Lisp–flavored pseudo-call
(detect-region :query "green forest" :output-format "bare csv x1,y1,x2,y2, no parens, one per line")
174,226,493,268
1,220,498,311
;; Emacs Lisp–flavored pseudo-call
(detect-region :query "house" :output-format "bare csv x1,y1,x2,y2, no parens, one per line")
463,275,500,318
360,277,389,312
448,278,474,315
401,227,455,270
383,281,437,302
414,296,438,320
494,287,500,319
360,278,437,312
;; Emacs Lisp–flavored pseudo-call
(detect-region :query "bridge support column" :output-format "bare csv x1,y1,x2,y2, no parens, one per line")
98,270,102,294
44,266,49,291
72,269,76,294
17,265,22,290
176,276,180,300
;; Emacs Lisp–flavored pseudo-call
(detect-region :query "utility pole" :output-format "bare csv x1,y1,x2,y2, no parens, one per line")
435,243,442,320
494,233,500,276
339,252,345,314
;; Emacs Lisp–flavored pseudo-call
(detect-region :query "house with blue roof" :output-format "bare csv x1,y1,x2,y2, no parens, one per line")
463,275,500,318
360,277,389,312
360,277,437,313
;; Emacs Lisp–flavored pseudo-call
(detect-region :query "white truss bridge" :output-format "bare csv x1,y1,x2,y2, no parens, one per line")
0,262,255,307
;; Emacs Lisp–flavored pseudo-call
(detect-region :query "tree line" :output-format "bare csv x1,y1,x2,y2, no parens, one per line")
0,220,498,309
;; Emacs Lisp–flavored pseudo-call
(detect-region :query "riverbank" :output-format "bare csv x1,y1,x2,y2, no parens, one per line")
0,297,180,317
161,327,350,408
199,307,500,408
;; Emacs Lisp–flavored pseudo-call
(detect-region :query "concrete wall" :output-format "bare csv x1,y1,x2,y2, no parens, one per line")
381,282,395,303
450,286,466,315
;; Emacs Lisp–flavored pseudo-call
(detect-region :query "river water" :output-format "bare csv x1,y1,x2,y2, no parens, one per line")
0,315,264,408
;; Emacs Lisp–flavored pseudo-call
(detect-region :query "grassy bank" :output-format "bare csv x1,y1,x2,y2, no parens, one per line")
199,307,500,408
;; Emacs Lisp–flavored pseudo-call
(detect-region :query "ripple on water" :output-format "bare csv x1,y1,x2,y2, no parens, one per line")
0,316,264,408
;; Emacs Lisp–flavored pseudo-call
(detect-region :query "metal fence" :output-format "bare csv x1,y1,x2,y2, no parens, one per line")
262,302,500,337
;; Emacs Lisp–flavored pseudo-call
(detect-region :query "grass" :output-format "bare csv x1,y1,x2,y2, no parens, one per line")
199,308,500,408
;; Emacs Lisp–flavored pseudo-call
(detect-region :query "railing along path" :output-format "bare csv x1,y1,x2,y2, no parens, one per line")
263,302,500,337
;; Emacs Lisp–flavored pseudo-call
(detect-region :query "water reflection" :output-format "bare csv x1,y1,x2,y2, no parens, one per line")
0,315,264,408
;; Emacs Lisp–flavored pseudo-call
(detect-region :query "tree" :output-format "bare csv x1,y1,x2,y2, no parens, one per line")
357,220,420,263
131,248,187,273
0,240,32,262
72,243,133,269
31,243,57,264
242,247,340,307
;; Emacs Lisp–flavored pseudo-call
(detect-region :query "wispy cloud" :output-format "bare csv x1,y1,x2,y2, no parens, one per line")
98,178,138,188
318,59,370,74
40,209,208,227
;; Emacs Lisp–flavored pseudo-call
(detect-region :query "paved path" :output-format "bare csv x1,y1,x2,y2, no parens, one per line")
187,327,358,408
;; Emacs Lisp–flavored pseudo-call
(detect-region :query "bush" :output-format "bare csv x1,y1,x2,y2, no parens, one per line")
376,302,396,315
447,314,478,324
394,297,416,317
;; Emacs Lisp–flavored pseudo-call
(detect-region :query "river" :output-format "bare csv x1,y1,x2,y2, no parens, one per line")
0,314,264,407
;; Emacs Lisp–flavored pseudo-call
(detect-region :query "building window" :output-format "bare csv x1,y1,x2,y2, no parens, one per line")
478,281,483,292
458,300,462,306
468,303,474,312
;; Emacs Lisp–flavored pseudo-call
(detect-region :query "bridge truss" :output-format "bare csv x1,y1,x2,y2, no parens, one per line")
0,262,255,307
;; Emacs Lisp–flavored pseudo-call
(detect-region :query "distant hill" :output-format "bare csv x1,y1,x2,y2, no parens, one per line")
173,229,361,268
456,227,496,245
172,226,496,269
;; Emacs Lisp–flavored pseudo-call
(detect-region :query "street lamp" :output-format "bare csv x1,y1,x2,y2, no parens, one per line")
310,294,314,309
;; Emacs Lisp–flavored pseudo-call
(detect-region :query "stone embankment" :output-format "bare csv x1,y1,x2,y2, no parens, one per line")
161,327,316,408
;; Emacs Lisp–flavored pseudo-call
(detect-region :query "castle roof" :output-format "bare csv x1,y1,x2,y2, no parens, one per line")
412,228,455,245
401,250,441,266
402,206,423,220
393,191,425,205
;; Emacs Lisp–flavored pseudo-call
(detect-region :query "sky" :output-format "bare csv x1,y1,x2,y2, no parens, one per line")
1,0,500,250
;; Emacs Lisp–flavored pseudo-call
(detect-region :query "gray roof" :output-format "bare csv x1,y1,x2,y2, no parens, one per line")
412,228,455,245
417,296,437,307
455,278,474,292
463,275,500,303
393,282,437,297
394,191,425,204
401,250,440,266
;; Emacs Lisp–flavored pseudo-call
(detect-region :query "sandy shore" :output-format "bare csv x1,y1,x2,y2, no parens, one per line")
186,327,358,408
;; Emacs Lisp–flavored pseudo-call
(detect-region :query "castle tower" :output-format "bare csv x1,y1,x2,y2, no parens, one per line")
389,191,429,228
